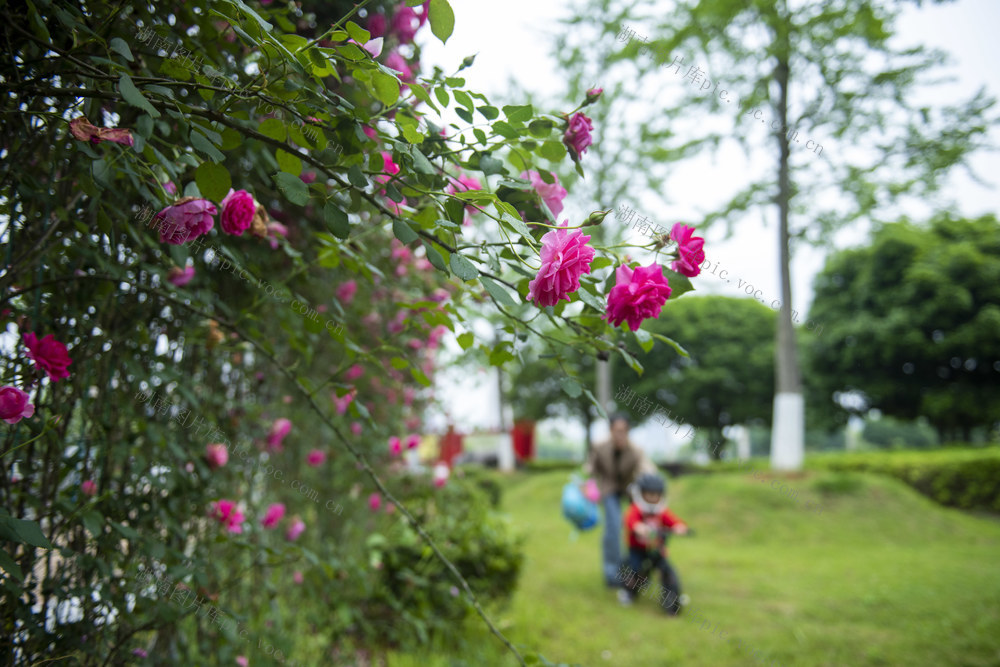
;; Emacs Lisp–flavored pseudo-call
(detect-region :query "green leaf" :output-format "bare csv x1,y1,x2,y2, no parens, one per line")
528,119,553,137
345,21,370,44
118,73,159,118
651,332,690,358
539,140,566,162
348,164,368,188
617,347,644,375
136,114,154,139
449,253,479,281
634,327,655,353
478,153,506,176
428,0,455,44
661,268,695,298
453,89,473,110
409,147,437,174
371,70,401,106
457,332,474,350
489,342,515,366
324,202,350,238
410,366,432,386
502,104,533,123
577,288,605,312
195,162,231,202
480,276,518,307
477,105,499,120
258,118,287,141
498,209,531,238
276,149,303,175
1,517,52,549
393,219,419,243
434,87,449,107
423,242,448,274
455,107,474,124
408,83,439,113
591,256,613,270
0,547,23,581
390,357,409,370
190,130,224,162
561,377,583,398
273,171,310,205
110,37,134,62
111,522,140,540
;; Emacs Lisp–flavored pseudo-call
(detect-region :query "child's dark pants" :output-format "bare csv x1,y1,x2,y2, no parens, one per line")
622,546,683,615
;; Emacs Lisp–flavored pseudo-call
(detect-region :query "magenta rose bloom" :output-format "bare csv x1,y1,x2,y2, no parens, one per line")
0,386,34,424
167,266,195,286
527,222,596,307
563,112,594,159
285,517,305,541
261,503,286,529
606,263,673,331
205,443,228,469
211,499,245,534
220,189,255,236
521,170,568,217
22,332,72,382
367,13,387,38
154,197,216,245
267,418,292,452
669,223,705,277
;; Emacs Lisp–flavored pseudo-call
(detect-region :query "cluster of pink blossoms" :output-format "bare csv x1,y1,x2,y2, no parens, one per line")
2,332,73,425
153,188,262,246
527,221,705,331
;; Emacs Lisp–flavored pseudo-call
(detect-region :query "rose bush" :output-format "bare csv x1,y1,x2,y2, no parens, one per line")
0,0,700,664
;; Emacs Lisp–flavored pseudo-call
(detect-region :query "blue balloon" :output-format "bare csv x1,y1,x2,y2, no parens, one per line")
562,481,599,531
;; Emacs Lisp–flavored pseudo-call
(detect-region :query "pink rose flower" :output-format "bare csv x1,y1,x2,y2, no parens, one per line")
446,173,483,195
211,499,246,533
527,222,595,307
384,50,413,82
261,503,286,529
167,266,195,286
389,436,402,455
345,364,364,381
236,657,248,667
306,449,326,466
367,13,387,38
350,422,363,436
22,332,72,382
205,443,229,469
286,517,305,541
299,171,317,184
267,418,292,452
154,198,216,245
266,221,288,250
405,416,421,431
0,386,34,424
68,117,134,146
586,87,603,101
403,387,416,407
563,112,594,159
162,180,177,195
375,152,399,185
605,263,672,331
405,434,420,450
293,571,303,584
368,492,382,511
363,125,378,140
220,189,256,236
332,389,356,415
390,2,429,44
669,223,705,277
521,170,568,217
81,480,97,496
336,280,358,305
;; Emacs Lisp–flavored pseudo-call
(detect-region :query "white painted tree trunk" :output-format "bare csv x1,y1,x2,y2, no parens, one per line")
735,426,752,460
771,393,804,470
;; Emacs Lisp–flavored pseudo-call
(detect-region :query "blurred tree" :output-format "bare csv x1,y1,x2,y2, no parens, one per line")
862,415,940,449
553,0,997,470
632,296,775,459
807,213,1000,441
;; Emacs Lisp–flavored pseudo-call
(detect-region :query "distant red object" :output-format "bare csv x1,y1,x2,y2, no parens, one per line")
512,420,535,461
440,424,463,465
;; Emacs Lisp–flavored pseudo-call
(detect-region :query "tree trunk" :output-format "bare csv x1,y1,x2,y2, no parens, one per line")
769,16,805,472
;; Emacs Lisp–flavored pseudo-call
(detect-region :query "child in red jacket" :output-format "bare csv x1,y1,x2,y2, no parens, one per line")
617,472,688,615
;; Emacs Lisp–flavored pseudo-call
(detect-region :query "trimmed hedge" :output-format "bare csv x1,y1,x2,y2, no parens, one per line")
810,447,1000,513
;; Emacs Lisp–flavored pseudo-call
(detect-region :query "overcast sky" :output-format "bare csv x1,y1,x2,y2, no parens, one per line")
417,0,1000,439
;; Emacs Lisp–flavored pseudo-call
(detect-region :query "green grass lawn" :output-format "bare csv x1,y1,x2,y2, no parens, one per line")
390,468,1000,666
